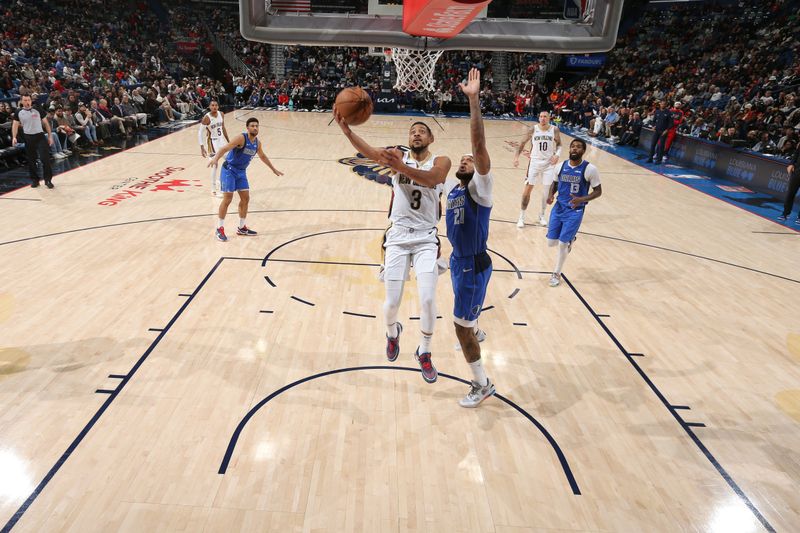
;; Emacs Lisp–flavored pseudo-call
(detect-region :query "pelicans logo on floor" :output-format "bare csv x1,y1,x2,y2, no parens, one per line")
338,146,411,188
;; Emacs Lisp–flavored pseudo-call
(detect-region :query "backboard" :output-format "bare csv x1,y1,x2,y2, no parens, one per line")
239,0,624,53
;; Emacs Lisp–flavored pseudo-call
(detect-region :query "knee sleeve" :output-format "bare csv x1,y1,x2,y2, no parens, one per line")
383,279,404,325
416,271,438,333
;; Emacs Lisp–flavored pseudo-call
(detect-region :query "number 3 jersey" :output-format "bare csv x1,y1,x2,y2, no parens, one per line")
554,160,601,211
445,172,493,258
389,151,444,231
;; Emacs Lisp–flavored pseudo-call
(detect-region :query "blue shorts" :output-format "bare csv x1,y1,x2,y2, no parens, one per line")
220,165,249,193
547,203,585,243
450,252,492,327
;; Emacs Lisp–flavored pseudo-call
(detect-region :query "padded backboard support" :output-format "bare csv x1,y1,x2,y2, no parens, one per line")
239,0,624,53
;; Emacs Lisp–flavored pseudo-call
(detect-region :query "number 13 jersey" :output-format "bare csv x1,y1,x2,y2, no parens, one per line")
554,160,601,211
389,150,444,231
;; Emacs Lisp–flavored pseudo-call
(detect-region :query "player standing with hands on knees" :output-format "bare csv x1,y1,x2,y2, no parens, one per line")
208,118,283,241
444,68,496,407
333,99,451,384
546,138,602,287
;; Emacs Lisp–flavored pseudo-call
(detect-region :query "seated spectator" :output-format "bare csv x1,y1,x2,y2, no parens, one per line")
97,99,127,135
752,132,777,154
620,112,643,146
112,97,139,133
74,103,100,145
121,95,147,127
604,107,620,139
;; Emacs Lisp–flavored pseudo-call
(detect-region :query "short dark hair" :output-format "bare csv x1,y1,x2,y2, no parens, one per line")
410,121,432,135
246,117,259,126
570,138,587,150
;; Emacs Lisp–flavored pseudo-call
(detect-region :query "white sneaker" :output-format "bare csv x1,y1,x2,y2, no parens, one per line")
459,380,496,408
539,215,547,227
475,329,486,343
63,149,72,155
516,216,525,228
53,152,66,159
549,273,561,287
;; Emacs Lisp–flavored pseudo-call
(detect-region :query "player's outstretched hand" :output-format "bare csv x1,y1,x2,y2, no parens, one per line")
333,105,351,135
273,168,284,176
207,157,218,168
459,68,481,97
549,154,559,166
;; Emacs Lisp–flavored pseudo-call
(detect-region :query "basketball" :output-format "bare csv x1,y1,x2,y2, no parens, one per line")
335,87,373,126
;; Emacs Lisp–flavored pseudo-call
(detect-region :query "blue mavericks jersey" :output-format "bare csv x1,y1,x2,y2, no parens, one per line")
226,133,258,170
556,160,591,211
446,184,491,258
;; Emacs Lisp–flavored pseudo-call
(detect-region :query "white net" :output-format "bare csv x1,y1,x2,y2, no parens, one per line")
390,48,444,92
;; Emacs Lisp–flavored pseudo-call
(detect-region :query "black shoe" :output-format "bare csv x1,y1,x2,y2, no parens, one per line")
31,180,40,188
45,181,54,189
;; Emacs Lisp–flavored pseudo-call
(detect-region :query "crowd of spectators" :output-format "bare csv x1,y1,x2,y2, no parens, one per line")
2,0,798,165
0,0,235,162
549,0,800,157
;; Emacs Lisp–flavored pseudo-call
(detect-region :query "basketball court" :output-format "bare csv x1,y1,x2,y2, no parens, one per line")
1,109,799,532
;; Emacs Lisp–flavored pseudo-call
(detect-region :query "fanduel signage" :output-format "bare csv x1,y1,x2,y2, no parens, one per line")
565,54,606,69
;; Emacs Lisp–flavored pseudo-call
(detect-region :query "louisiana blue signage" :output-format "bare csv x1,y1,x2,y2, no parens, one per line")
565,54,606,69
639,129,794,200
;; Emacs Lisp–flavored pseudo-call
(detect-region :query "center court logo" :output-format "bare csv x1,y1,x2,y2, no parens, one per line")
98,166,200,206
338,147,410,187
503,140,531,158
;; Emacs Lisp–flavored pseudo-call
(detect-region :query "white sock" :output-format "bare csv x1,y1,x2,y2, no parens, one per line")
469,359,489,386
419,333,432,354
387,322,399,338
519,209,525,220
218,218,225,229
554,241,570,275
239,218,246,228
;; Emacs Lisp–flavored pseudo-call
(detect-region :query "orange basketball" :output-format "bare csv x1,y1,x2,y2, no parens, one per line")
335,87,373,126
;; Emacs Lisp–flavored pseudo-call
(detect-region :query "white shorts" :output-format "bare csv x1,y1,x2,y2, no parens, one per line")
206,137,226,157
382,225,440,282
525,163,556,186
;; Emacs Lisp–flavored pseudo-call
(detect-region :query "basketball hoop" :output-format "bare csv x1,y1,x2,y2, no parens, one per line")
390,48,444,92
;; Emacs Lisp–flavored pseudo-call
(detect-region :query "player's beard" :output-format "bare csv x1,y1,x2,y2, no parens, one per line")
569,152,582,161
455,170,474,183
409,142,428,156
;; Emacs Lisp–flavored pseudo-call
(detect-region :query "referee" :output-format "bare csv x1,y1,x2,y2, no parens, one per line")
11,94,55,189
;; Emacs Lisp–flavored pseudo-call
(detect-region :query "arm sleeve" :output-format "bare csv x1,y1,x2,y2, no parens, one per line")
467,171,493,207
585,163,601,187
198,123,207,145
